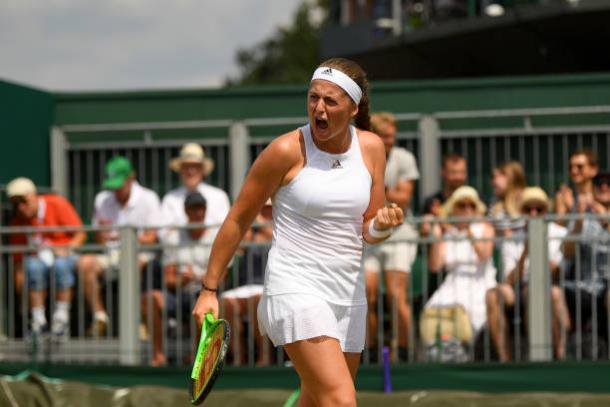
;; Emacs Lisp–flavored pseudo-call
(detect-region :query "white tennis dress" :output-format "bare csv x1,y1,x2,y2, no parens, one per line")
257,124,372,352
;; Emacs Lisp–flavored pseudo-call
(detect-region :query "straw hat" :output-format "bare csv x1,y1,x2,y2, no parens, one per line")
441,186,487,218
519,187,550,211
169,143,214,175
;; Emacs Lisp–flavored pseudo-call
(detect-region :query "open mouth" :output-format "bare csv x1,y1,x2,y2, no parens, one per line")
315,118,328,130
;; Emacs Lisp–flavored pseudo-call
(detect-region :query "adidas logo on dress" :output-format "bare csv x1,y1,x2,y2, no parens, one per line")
321,68,333,76
331,160,342,169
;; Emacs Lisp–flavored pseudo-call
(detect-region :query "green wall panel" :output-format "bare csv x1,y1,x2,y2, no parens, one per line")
54,72,610,127
0,80,54,186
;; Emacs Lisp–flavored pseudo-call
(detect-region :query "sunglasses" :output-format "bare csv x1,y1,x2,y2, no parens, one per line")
570,163,588,172
455,201,477,210
522,205,547,214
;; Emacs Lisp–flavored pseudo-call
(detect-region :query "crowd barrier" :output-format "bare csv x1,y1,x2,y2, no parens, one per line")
0,213,608,367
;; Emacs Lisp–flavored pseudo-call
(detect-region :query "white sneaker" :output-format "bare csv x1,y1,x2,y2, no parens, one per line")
31,320,48,335
51,318,69,339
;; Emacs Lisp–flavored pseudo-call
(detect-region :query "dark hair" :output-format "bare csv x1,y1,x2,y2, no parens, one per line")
317,58,370,131
442,153,466,168
570,148,598,167
593,172,610,187
184,191,207,209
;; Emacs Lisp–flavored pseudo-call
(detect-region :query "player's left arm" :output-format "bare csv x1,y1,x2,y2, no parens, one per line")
359,131,404,244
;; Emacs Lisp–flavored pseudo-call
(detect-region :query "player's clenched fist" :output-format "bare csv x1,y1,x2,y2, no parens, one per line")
374,203,404,230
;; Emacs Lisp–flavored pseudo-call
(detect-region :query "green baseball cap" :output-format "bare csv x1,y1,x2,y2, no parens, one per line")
103,156,133,189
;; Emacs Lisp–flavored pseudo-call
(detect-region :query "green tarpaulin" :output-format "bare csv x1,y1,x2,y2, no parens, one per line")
3,371,610,407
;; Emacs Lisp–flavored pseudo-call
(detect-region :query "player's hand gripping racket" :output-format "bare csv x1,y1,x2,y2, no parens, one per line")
190,312,230,405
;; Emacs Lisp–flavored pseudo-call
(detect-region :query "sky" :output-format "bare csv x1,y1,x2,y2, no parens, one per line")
0,0,303,91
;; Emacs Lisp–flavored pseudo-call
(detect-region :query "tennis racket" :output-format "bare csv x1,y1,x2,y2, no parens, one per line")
190,312,230,405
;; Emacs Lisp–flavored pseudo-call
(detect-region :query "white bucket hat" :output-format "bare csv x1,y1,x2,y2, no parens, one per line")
169,143,214,175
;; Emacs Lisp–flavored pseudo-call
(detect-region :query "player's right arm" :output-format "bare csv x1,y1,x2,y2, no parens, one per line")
192,131,302,323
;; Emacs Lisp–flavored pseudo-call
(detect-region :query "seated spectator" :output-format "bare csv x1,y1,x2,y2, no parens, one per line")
222,198,272,366
489,160,527,237
7,177,86,337
486,187,570,361
555,149,599,227
77,156,162,336
161,143,230,232
421,153,467,218
422,186,496,354
364,112,420,362
563,172,610,352
142,191,226,366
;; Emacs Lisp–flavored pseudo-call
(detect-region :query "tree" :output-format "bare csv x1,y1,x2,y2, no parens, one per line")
226,1,328,86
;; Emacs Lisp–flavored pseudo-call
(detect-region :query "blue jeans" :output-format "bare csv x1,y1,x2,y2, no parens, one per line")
25,255,77,290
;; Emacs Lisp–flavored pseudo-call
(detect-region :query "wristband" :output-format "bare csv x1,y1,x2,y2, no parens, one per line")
368,221,392,239
201,281,218,293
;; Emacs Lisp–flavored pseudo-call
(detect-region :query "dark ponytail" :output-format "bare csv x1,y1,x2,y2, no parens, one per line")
318,58,371,131
355,89,371,131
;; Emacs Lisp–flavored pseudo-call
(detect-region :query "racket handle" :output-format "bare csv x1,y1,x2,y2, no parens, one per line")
382,346,392,393
203,313,215,338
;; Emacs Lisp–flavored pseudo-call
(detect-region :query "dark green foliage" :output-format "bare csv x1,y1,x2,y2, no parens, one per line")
227,1,328,86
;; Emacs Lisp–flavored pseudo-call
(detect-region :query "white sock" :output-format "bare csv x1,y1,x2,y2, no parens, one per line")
53,301,70,324
32,307,47,327
94,311,109,322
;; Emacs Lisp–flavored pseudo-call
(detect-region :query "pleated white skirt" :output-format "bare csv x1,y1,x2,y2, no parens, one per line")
257,293,366,353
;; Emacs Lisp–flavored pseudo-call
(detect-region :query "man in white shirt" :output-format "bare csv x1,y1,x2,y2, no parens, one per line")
142,191,218,366
77,156,163,336
161,143,230,233
363,112,420,362
486,187,570,361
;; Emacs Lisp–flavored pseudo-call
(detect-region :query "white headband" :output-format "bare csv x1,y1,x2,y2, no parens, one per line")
310,66,362,105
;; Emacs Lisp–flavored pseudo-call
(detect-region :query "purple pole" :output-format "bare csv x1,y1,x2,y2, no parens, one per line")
382,346,392,393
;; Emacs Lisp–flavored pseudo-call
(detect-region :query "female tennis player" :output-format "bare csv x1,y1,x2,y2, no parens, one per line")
192,58,403,406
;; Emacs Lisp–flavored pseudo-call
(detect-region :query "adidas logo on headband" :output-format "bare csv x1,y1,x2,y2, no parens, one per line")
311,66,362,104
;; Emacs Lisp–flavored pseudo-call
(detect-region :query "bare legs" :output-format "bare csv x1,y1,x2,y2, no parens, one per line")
385,271,411,353
223,294,270,366
365,270,411,360
487,283,570,361
551,286,571,360
486,283,516,362
284,337,359,407
365,272,379,350
141,290,166,366
77,255,106,316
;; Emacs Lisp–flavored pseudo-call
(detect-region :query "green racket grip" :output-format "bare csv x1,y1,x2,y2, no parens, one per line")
191,313,217,380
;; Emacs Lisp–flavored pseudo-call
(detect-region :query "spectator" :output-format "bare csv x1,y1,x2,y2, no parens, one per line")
555,149,599,227
143,192,223,366
222,198,272,366
489,160,527,237
161,143,230,232
8,177,86,337
77,156,162,336
363,112,420,362
421,153,467,218
422,186,496,349
486,187,570,361
563,172,610,352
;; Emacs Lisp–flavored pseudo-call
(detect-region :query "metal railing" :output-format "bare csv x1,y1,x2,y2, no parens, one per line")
0,213,608,367
51,105,610,219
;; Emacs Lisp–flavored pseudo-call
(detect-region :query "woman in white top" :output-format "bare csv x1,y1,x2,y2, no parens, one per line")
425,186,497,335
192,58,404,406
